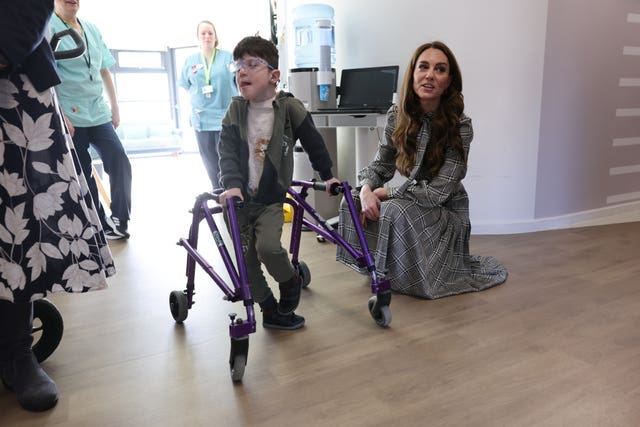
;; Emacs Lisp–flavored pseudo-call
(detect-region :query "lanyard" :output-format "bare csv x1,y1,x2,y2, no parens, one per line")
57,14,92,81
201,49,217,85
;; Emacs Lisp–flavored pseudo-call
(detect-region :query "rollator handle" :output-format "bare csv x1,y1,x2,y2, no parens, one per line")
218,195,243,209
311,180,342,195
329,181,342,196
50,28,86,60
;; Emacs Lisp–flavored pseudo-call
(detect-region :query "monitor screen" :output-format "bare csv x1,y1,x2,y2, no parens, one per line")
338,66,399,109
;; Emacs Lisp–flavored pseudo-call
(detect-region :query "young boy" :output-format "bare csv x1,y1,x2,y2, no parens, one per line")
218,36,340,330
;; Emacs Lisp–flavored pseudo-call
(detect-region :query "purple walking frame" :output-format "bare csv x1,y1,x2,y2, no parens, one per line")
286,180,392,327
169,180,391,382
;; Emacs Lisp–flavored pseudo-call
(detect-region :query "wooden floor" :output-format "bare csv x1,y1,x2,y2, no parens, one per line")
2,154,640,426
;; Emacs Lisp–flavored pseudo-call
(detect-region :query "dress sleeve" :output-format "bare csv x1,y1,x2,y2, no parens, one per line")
357,106,398,189
401,115,473,207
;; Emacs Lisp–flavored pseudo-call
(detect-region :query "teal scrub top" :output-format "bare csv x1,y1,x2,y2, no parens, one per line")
50,14,116,127
179,49,237,132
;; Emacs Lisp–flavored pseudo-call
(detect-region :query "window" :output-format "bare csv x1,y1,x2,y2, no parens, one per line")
110,49,181,155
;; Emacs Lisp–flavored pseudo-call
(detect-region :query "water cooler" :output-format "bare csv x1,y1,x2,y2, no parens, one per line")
288,68,336,112
288,3,337,111
288,4,339,221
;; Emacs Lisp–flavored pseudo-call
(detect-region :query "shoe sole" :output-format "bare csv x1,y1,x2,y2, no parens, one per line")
19,396,59,412
263,320,305,330
104,233,127,240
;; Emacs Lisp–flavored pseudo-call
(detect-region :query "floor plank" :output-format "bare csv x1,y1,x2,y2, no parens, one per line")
2,154,639,426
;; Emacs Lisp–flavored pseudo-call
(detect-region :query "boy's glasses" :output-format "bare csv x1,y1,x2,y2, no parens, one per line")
228,57,275,73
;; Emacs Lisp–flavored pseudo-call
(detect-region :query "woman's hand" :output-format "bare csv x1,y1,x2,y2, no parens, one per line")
359,184,382,224
373,187,389,200
218,187,243,205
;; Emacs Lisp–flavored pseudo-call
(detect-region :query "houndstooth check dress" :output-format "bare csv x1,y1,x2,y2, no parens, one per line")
1,70,115,304
336,107,507,299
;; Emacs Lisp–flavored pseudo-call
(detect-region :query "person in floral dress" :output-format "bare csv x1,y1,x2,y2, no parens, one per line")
1,0,115,412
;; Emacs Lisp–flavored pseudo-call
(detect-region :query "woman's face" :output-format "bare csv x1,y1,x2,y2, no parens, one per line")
55,0,80,15
197,23,217,49
412,48,452,112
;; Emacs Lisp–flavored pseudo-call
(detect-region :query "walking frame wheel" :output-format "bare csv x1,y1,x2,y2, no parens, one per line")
169,290,189,322
32,299,64,363
367,295,392,327
229,335,249,382
230,354,247,382
297,260,311,288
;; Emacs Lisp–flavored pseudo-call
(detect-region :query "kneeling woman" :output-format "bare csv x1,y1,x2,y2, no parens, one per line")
337,41,507,299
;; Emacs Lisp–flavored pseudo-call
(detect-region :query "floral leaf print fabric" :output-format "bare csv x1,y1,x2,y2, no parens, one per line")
1,72,114,303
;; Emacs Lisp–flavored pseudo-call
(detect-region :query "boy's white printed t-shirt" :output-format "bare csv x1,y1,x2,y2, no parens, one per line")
247,96,276,195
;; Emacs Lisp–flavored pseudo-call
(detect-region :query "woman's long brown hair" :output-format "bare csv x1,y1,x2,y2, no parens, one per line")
393,41,466,178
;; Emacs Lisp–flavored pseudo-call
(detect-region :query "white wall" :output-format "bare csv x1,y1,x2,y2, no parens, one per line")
80,1,271,52
281,0,550,232
78,0,640,234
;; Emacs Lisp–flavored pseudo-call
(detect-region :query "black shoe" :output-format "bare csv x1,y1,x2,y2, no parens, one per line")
0,301,58,411
278,273,301,315
103,224,126,240
106,216,129,239
263,309,305,330
1,352,58,412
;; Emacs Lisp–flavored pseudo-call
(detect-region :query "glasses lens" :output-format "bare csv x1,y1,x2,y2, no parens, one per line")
228,58,273,73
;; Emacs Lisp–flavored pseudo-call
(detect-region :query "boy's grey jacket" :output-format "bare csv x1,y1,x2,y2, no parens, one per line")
219,91,335,204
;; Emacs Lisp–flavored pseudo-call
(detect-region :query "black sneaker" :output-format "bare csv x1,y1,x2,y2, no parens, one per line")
278,273,301,315
263,309,305,330
103,224,126,240
106,216,129,239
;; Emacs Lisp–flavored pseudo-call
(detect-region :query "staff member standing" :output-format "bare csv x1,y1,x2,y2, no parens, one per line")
50,0,133,240
179,20,237,190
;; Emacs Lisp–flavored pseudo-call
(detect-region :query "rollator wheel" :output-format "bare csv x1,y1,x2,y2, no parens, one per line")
32,299,64,363
316,234,326,243
169,290,188,322
297,261,311,288
367,296,392,327
230,354,247,382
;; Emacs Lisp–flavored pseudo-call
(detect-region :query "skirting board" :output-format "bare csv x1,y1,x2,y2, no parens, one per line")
472,200,640,235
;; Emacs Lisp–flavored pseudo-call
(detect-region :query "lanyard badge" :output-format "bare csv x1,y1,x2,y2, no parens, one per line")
201,50,217,98
202,85,213,97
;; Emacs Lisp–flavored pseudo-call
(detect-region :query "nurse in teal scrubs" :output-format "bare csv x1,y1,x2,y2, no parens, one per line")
179,20,238,190
50,0,133,240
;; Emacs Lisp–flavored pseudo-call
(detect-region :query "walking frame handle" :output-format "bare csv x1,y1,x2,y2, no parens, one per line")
50,28,85,60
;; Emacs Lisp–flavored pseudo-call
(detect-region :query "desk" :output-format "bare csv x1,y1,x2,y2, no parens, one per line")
310,113,386,129
293,113,385,219
310,112,386,185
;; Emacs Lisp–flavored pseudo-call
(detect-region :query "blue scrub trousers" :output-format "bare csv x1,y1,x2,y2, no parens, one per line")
195,130,222,190
73,122,132,225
